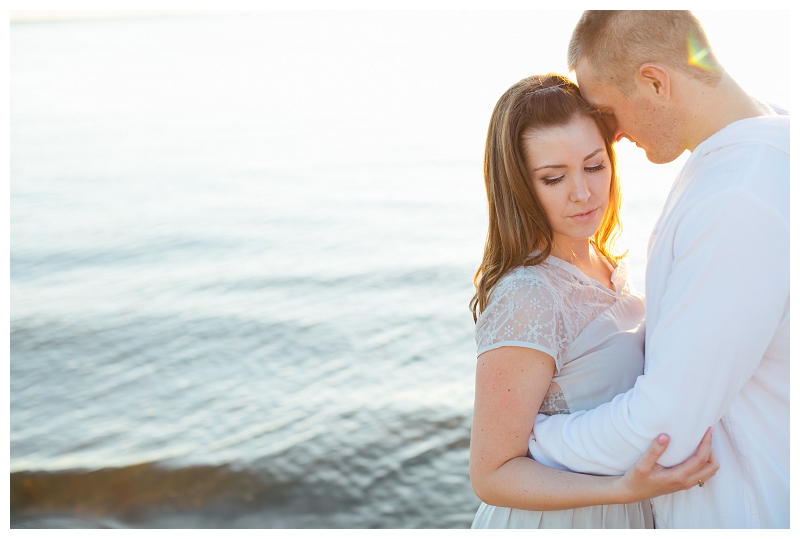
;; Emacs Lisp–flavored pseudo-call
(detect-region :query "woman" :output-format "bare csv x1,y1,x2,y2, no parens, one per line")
468,74,718,528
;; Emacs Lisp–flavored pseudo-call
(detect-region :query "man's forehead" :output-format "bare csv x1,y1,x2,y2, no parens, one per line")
575,63,617,110
574,58,598,84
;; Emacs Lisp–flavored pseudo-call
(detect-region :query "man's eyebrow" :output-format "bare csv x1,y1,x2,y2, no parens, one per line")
532,148,604,171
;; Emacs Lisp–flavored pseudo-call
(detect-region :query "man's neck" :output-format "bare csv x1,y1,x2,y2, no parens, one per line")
681,73,772,152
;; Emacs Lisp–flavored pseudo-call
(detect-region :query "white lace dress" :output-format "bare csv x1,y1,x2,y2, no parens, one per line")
470,254,654,529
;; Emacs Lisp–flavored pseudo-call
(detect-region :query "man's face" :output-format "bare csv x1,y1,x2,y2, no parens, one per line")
575,59,684,164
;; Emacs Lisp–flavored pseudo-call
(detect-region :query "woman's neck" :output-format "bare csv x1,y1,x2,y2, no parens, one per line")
548,235,614,289
549,236,592,267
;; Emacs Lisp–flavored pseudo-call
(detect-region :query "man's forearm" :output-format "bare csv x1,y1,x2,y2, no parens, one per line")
529,389,649,475
528,193,788,474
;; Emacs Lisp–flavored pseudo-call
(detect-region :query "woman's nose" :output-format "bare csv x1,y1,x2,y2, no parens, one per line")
570,178,590,202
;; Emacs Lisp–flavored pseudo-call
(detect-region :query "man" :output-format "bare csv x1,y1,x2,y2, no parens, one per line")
527,11,789,528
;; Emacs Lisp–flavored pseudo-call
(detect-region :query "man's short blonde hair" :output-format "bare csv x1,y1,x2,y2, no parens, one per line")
568,11,724,96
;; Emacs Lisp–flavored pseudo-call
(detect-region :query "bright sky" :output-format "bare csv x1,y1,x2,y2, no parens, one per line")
9,7,790,107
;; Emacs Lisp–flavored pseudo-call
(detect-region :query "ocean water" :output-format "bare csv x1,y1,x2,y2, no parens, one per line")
10,12,689,528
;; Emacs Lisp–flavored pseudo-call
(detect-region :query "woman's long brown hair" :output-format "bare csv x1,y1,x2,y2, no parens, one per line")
470,73,624,322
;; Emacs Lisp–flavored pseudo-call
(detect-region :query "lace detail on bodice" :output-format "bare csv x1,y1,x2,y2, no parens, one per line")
475,257,625,371
540,381,569,415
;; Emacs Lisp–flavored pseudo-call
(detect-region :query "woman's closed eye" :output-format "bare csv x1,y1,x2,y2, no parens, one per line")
585,163,606,173
542,163,604,185
542,175,565,185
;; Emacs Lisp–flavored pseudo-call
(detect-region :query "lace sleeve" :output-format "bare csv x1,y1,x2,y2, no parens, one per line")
475,272,567,372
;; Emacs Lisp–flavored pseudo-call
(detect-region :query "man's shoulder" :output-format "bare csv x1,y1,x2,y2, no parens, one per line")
699,114,789,159
768,103,790,116
678,129,788,225
689,115,788,191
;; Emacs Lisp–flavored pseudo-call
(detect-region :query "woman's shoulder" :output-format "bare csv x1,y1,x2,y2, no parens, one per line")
500,259,566,282
497,263,546,282
479,264,561,319
491,264,554,296
475,263,567,363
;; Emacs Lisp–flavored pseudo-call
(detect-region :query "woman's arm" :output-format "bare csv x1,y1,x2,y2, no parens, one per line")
469,346,718,511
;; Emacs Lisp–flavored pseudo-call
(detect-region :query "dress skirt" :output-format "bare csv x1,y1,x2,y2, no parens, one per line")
471,500,654,529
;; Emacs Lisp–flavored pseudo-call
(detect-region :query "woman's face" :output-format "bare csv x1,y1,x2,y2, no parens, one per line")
522,116,612,244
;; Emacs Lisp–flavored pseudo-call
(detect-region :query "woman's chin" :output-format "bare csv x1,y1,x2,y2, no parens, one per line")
564,220,603,238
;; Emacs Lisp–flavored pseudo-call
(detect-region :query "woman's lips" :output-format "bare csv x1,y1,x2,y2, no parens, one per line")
570,208,598,222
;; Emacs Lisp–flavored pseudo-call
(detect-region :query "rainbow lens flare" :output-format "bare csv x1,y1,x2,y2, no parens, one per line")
687,31,716,72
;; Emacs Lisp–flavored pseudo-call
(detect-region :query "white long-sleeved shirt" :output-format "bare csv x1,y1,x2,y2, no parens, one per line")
527,111,789,529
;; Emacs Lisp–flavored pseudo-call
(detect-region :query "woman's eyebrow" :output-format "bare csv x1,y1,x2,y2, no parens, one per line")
584,148,603,160
532,163,566,171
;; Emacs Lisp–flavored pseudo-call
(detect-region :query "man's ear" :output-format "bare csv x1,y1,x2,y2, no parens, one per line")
636,63,671,101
